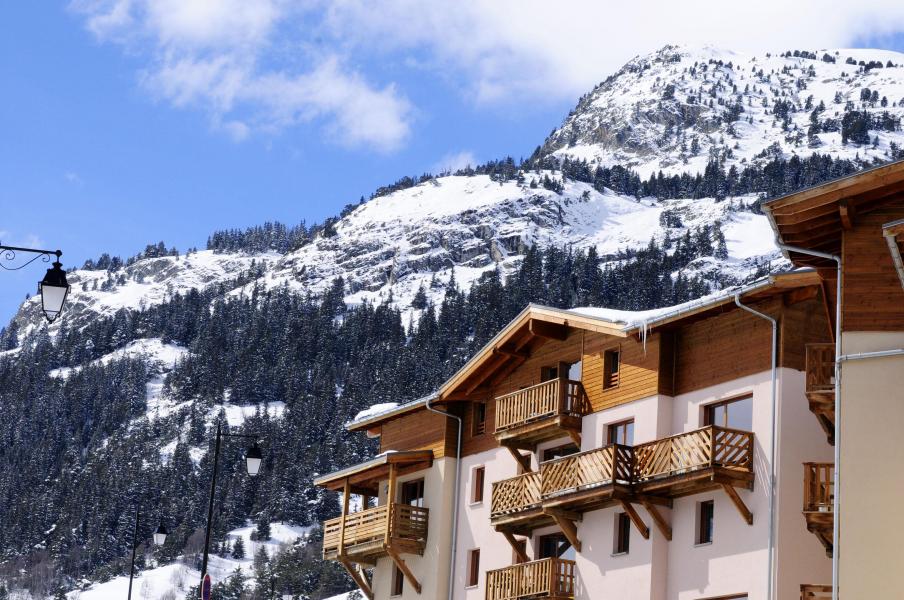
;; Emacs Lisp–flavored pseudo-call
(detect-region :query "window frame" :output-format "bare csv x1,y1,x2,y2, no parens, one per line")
696,499,715,546
603,347,621,389
607,418,635,446
391,564,404,596
471,466,485,504
703,394,753,429
613,512,631,555
467,549,481,588
400,478,425,508
472,402,488,436
541,443,579,463
536,533,572,559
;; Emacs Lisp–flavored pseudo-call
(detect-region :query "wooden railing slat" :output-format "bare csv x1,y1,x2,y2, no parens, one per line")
486,558,575,600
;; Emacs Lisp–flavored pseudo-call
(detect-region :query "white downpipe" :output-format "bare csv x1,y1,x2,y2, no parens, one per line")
734,295,778,600
425,396,463,600
777,243,841,600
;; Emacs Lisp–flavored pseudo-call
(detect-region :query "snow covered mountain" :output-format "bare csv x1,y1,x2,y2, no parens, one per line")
541,45,904,177
10,44,904,343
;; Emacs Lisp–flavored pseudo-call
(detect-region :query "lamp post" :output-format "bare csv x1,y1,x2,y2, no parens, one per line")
126,506,168,600
199,424,263,596
0,244,70,322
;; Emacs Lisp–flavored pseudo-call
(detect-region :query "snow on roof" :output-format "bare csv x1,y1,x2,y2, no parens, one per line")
564,279,764,330
353,402,400,423
347,392,439,429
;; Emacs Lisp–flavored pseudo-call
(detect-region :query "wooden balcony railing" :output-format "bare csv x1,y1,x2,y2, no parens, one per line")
322,503,428,559
800,584,833,599
803,463,834,512
495,379,588,433
485,557,576,600
491,471,542,518
633,425,753,482
806,343,835,395
540,444,633,499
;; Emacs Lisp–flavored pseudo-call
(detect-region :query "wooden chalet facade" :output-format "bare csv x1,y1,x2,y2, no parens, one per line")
315,266,841,600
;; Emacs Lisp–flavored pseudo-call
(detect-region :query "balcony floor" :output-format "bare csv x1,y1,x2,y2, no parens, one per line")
634,464,754,498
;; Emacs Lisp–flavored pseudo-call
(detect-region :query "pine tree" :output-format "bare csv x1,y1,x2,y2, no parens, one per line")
231,536,246,559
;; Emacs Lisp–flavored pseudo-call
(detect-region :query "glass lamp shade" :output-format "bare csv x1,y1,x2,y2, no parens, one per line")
153,524,168,546
246,444,263,476
39,262,70,323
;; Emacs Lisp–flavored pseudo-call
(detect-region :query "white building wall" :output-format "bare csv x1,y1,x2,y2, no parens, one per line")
376,369,830,600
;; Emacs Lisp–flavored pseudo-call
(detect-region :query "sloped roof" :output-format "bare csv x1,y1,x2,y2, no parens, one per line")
764,159,904,267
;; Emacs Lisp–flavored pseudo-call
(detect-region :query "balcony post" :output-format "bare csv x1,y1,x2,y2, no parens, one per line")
339,477,350,557
385,463,397,546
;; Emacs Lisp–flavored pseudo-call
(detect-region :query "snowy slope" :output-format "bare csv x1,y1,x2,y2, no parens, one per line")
67,523,314,600
542,45,904,177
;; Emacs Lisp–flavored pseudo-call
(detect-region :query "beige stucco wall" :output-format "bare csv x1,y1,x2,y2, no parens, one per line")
371,456,456,600
837,332,904,599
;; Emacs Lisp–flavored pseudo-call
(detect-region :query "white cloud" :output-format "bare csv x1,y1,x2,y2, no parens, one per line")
432,150,476,174
70,0,412,151
322,0,904,102
64,171,84,185
71,0,904,148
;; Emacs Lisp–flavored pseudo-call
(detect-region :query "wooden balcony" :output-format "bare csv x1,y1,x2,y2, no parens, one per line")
806,343,836,444
540,444,634,511
800,584,833,599
494,378,589,449
490,471,548,529
322,502,429,563
485,558,576,600
803,462,834,556
633,425,755,498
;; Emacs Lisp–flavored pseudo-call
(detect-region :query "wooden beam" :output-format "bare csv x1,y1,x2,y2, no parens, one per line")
385,465,398,544
339,558,374,600
504,445,533,472
819,279,836,342
494,345,530,359
640,500,671,541
529,319,568,341
546,509,581,552
464,354,507,395
565,429,582,449
839,200,854,230
501,531,529,563
338,478,350,556
386,547,422,594
618,500,650,540
721,484,753,525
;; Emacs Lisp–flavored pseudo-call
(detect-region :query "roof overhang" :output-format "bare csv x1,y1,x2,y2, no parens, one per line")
313,450,434,494
764,159,904,267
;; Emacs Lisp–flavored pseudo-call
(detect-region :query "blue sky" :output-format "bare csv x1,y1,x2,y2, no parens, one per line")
3,1,904,324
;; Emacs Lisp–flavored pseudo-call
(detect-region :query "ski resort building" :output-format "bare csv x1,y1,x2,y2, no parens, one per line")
765,159,904,600
315,268,841,600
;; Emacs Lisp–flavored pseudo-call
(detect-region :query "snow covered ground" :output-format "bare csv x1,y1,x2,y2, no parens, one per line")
67,523,314,600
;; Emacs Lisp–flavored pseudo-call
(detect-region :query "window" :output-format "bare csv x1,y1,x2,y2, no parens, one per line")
467,549,481,587
697,500,715,545
604,349,621,389
542,443,579,462
540,365,559,382
537,533,574,560
704,395,752,430
401,479,425,507
607,419,634,446
472,402,487,436
472,467,485,503
614,512,631,554
391,565,404,596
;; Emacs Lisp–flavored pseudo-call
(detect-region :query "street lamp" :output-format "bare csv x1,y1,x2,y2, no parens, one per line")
127,506,168,600
199,424,264,597
0,244,70,323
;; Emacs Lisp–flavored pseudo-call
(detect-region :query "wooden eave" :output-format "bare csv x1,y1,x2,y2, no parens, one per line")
436,305,629,402
313,450,434,494
764,159,904,267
